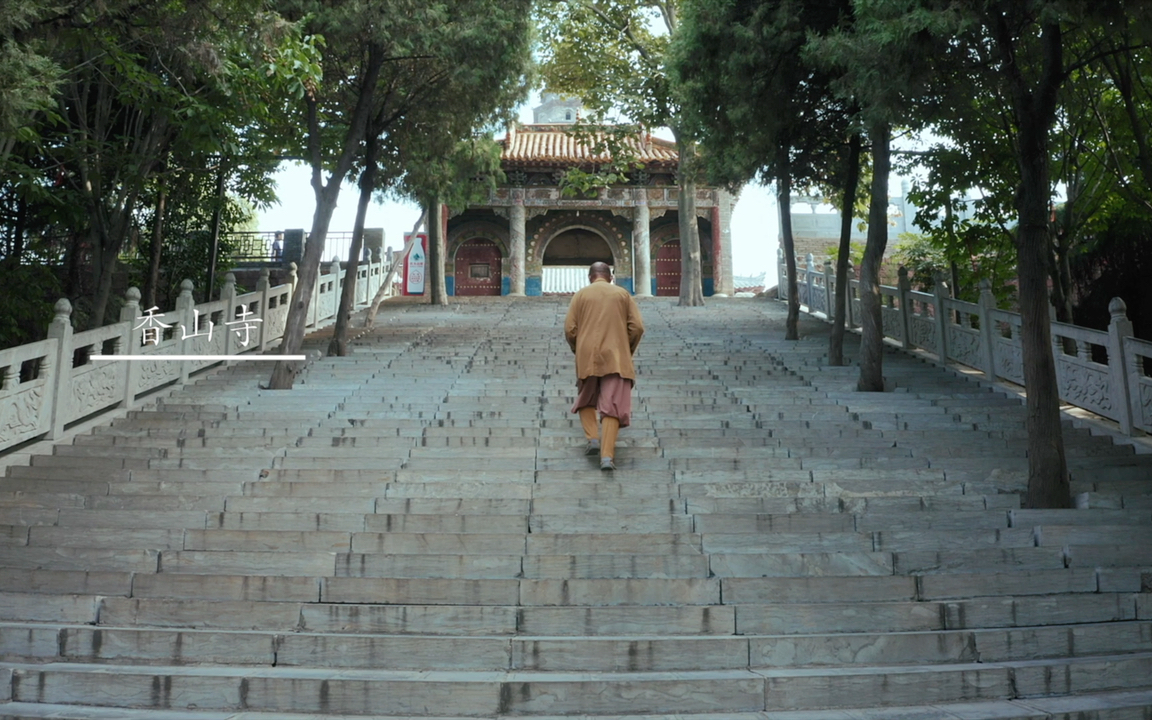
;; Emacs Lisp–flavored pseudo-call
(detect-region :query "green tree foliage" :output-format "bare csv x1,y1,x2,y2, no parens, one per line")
0,0,60,156
554,121,646,199
811,0,1152,507
268,0,533,384
671,0,858,349
536,0,707,306
0,0,312,340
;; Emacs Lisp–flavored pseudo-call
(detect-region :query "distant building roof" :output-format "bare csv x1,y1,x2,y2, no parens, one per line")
533,93,583,124
500,124,678,168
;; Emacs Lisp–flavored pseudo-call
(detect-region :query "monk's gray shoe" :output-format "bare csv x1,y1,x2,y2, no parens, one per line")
600,457,615,471
585,440,600,456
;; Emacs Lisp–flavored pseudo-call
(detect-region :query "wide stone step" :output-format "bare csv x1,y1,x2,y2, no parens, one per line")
15,622,1141,671
4,653,1152,714
4,693,1152,720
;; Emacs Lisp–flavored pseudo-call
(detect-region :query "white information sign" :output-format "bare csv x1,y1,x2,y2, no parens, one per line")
405,232,427,295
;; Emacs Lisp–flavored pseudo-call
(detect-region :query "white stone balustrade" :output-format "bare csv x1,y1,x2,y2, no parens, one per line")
0,256,388,453
779,249,1152,435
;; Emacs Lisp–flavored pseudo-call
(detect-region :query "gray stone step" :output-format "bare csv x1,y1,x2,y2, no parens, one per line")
3,297,1148,718
4,654,1150,714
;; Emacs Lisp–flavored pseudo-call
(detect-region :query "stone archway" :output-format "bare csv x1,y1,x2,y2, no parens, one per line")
542,227,615,266
540,227,615,294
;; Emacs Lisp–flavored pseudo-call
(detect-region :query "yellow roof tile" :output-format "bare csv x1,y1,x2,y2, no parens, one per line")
500,125,678,166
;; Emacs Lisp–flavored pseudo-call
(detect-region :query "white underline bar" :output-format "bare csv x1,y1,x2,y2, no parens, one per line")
90,355,307,362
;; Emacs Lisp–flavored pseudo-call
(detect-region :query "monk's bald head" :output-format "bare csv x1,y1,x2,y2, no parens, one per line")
588,262,612,281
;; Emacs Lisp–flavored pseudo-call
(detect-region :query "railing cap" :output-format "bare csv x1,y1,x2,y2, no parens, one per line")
1109,297,1128,320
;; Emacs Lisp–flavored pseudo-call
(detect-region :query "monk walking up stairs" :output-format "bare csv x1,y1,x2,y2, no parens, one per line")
0,297,1150,718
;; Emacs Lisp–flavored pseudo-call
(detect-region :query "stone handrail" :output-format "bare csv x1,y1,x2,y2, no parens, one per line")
779,250,1152,435
0,257,388,454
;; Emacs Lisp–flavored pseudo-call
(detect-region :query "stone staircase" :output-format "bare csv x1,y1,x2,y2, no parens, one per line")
1,297,1150,719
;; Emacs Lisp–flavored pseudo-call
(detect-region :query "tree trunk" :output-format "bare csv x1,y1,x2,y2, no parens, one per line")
857,121,891,392
830,131,862,365
1015,102,1070,507
673,134,704,307
364,210,426,328
328,139,378,357
427,198,448,306
144,184,166,310
268,44,385,389
90,211,131,327
268,189,339,389
777,166,799,341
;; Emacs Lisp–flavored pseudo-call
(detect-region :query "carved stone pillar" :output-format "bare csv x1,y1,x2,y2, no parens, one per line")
716,189,735,296
633,195,652,297
710,205,725,296
509,192,526,296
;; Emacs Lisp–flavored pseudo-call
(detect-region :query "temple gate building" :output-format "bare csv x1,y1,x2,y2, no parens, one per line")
444,96,734,297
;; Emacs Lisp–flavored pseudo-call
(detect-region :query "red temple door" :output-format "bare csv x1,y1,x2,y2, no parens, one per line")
454,239,503,296
655,239,680,296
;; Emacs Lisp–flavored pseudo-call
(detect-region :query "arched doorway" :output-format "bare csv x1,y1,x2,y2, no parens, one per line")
542,228,614,293
543,228,614,266
454,238,502,296
655,239,680,296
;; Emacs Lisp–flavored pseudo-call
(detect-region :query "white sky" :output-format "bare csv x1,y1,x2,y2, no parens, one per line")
256,103,782,287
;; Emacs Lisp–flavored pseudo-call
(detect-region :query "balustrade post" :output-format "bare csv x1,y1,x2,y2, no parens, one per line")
221,273,237,357
978,279,997,381
823,259,834,321
307,264,320,329
45,299,74,439
932,272,951,362
1107,297,1136,435
256,269,271,351
331,261,342,322
175,279,195,384
898,267,913,350
777,248,786,301
846,262,856,328
805,254,817,311
120,288,143,409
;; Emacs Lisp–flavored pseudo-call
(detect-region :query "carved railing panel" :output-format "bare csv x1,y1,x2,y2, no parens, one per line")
264,291,291,342
880,287,904,343
0,339,54,447
0,262,398,453
777,254,1149,436
1124,338,1152,432
1051,322,1116,421
809,275,827,315
947,325,982,368
69,324,128,421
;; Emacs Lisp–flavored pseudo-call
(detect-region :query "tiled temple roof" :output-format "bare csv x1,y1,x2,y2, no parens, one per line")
500,124,678,167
